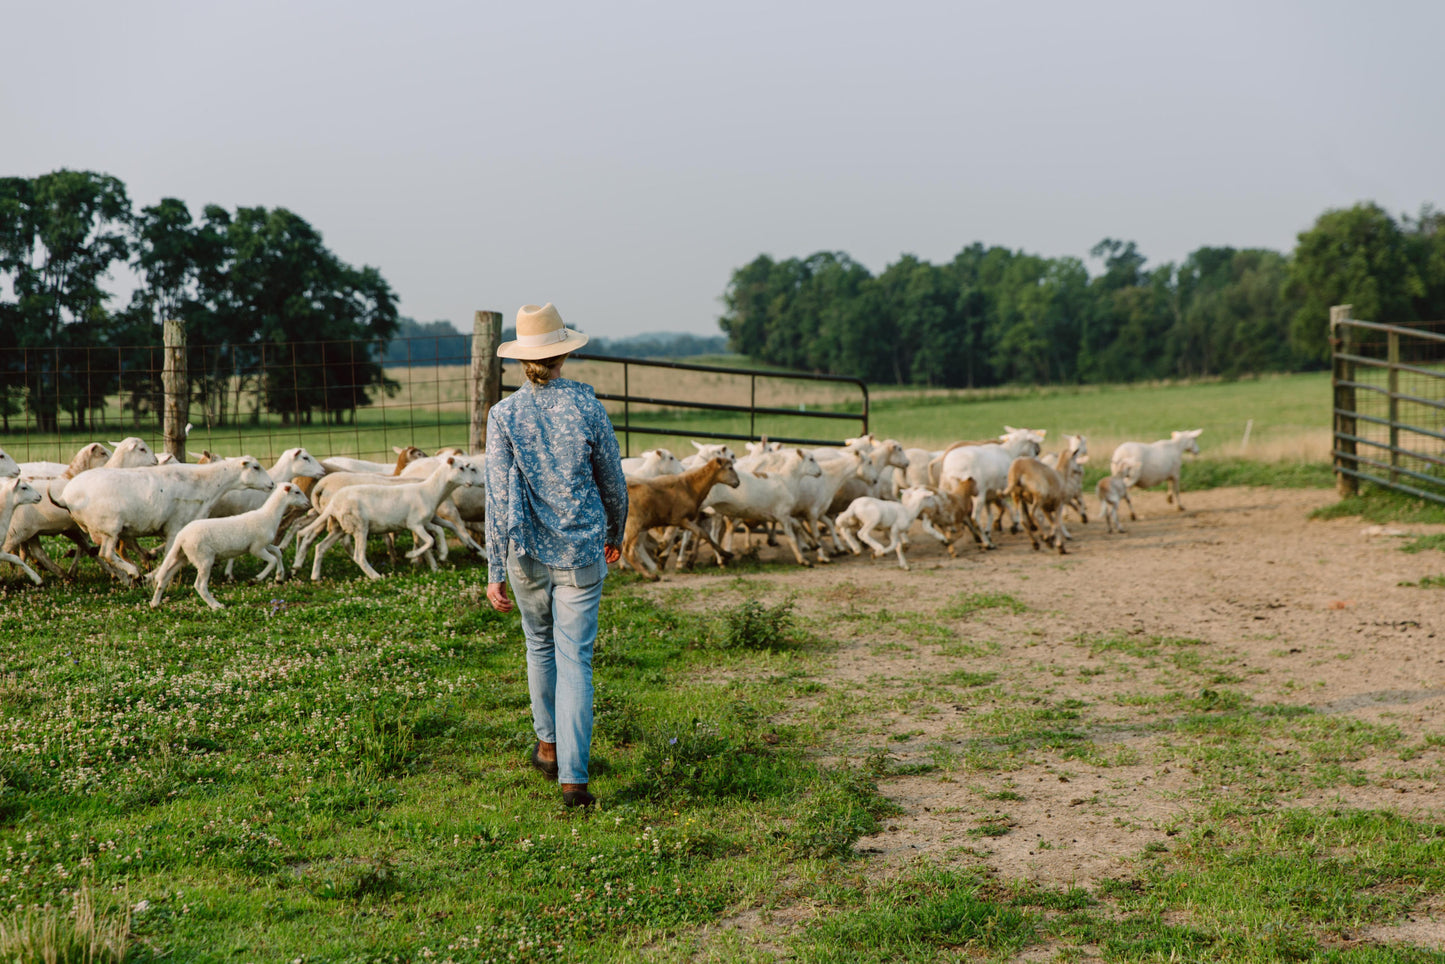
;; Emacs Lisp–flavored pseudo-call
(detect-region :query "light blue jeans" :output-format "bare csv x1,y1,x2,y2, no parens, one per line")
506,544,607,785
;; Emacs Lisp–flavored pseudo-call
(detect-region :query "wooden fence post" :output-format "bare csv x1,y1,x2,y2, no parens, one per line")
470,310,503,454
162,319,188,463
1330,304,1356,497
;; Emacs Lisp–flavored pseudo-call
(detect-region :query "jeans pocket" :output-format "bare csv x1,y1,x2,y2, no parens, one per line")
555,558,606,590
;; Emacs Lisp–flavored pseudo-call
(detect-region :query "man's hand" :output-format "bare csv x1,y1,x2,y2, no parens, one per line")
604,544,621,564
486,582,514,613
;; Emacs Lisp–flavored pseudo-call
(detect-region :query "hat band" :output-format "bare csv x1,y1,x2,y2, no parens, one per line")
515,327,571,348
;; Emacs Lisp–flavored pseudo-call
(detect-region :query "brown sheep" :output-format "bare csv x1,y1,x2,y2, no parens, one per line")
1005,457,1067,554
622,457,740,581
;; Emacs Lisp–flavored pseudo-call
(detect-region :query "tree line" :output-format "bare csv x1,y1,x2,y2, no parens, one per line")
1,170,399,431
718,203,1445,387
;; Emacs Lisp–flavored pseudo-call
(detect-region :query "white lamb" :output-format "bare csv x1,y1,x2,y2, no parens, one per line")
208,448,327,579
149,482,313,610
1110,429,1203,512
0,479,44,585
1096,475,1135,534
835,486,951,570
300,456,482,580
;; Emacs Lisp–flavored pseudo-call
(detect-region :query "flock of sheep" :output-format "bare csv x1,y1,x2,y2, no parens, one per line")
617,427,1203,577
0,426,1203,610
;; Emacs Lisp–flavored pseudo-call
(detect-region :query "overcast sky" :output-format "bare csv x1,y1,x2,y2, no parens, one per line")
4,0,1442,338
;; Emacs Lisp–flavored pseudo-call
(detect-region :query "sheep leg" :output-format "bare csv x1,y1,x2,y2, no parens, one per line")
836,520,864,556
253,544,285,583
682,517,732,565
918,516,956,557
0,550,42,586
622,529,660,581
14,537,67,581
971,497,996,550
879,524,911,571
1170,475,1186,511
856,524,890,559
149,545,188,608
96,533,140,585
414,523,445,570
404,521,436,560
349,523,384,580
1014,493,1042,551
777,518,814,567
292,514,327,572
193,557,225,610
310,524,345,581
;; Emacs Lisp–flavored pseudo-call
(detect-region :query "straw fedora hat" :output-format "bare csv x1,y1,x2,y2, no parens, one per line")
496,303,590,360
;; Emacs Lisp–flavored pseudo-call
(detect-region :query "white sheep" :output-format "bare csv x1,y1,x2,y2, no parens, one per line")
149,482,313,610
53,456,275,585
934,426,1047,548
6,438,160,581
835,486,952,570
1110,429,1203,511
702,449,824,568
300,456,482,580
0,479,44,584
621,449,684,479
1,448,23,478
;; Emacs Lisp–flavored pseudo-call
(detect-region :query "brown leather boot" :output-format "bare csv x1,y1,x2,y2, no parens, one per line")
530,741,558,781
561,783,595,808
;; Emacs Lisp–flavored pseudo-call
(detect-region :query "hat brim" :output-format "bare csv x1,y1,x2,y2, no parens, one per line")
496,330,590,360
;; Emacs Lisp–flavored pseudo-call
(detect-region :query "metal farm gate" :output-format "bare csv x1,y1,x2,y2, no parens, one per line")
1330,305,1445,504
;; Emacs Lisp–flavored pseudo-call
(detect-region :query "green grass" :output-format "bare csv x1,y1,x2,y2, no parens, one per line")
4,538,1445,960
1311,485,1445,525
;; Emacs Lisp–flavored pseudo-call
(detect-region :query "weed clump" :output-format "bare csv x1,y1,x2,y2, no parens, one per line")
714,597,797,651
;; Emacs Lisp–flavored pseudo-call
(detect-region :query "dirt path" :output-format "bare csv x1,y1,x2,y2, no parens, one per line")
642,486,1445,884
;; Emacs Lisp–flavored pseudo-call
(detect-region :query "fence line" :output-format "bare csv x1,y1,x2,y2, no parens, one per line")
0,325,867,463
1330,305,1445,504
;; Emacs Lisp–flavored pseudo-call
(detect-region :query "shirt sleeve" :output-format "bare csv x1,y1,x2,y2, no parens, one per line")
485,411,513,584
589,401,629,547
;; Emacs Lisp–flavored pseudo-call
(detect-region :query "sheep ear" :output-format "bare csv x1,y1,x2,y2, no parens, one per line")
1076,454,1091,464
691,440,704,451
446,456,456,465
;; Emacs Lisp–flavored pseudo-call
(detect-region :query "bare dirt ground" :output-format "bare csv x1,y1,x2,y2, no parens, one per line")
638,485,1445,953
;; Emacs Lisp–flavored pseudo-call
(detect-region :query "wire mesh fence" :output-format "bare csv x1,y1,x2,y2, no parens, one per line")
0,335,871,465
0,336,474,464
1332,315,1445,503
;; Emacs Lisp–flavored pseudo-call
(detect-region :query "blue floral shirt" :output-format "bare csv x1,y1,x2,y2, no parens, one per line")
485,377,628,584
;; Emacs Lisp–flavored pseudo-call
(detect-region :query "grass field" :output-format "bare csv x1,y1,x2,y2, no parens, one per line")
1,366,1336,471
4,550,1445,962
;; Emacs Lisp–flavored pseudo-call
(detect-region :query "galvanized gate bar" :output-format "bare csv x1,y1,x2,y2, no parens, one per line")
1334,381,1445,413
1330,311,1445,503
500,351,870,457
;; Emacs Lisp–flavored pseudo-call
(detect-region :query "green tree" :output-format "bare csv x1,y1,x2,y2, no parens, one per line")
0,170,132,430
1288,203,1424,361
212,206,399,424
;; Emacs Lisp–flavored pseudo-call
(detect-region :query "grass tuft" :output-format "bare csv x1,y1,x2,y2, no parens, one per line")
0,882,128,964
